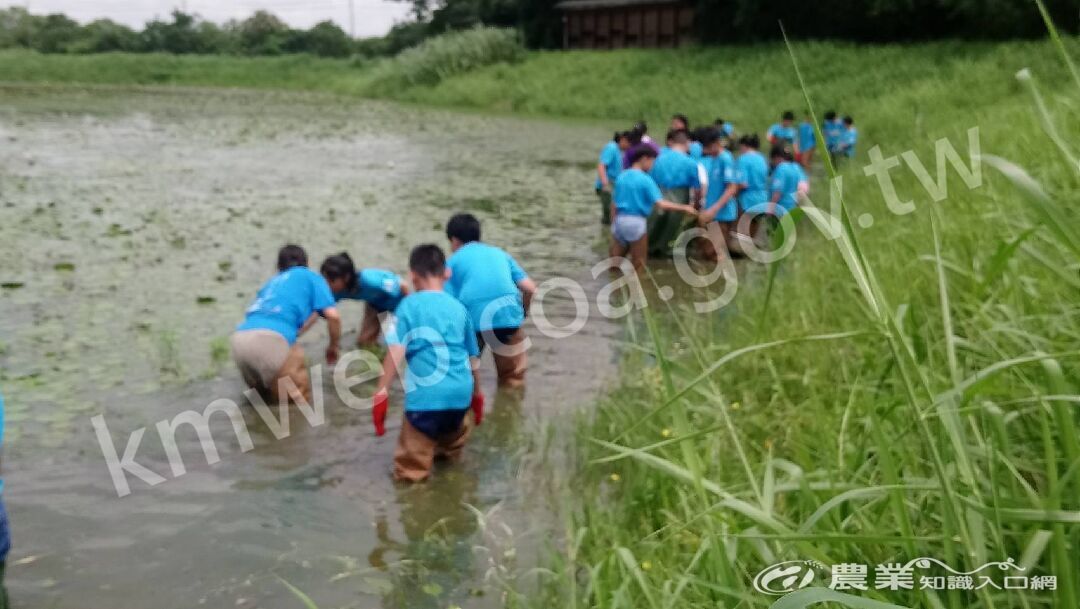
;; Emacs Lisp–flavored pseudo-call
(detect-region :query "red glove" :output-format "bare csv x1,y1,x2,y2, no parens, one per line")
471,392,485,426
373,391,388,437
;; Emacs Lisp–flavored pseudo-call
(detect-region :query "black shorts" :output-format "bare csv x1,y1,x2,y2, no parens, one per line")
476,327,519,353
406,408,469,440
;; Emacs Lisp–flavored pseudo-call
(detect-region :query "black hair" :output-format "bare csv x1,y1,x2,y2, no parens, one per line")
320,252,357,291
770,144,794,162
277,244,308,271
671,113,690,129
615,130,632,143
782,111,795,121
697,126,720,147
409,244,446,278
738,133,760,149
666,129,690,145
824,110,837,121
628,127,644,145
714,118,725,126
628,144,658,165
634,121,648,134
446,213,481,244
843,115,855,125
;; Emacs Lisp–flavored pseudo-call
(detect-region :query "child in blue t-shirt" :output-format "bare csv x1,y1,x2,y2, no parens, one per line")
373,244,483,482
838,116,858,159
0,391,10,600
319,253,410,348
446,214,536,388
823,110,844,156
698,129,739,261
797,113,817,169
767,111,797,148
611,145,698,272
233,245,341,404
596,131,631,225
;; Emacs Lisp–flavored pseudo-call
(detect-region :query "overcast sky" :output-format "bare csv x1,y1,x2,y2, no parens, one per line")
4,0,413,38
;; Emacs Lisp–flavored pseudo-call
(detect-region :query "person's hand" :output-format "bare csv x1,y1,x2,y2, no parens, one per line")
373,389,389,436
684,205,699,217
325,344,340,365
471,392,485,426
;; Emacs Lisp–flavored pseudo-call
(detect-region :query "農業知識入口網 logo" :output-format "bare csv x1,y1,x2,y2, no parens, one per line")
752,560,825,595
752,557,1057,597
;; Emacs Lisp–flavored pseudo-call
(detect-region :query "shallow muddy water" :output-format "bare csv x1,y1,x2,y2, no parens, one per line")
0,85,628,608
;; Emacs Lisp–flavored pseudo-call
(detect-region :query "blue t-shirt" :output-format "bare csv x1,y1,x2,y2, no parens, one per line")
767,123,796,145
237,267,336,345
650,147,701,190
736,150,770,211
613,168,663,217
689,141,703,159
446,242,528,332
336,268,403,312
824,119,844,151
798,121,817,150
842,127,858,157
596,141,623,189
769,161,802,213
386,290,479,412
719,123,734,137
704,150,737,210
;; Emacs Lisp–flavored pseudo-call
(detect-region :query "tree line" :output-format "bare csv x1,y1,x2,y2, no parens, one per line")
0,8,361,57
1,0,1076,58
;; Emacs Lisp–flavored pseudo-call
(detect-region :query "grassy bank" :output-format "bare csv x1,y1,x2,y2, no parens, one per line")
511,41,1080,609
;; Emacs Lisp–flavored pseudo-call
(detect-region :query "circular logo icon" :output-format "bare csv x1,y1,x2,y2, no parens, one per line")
752,561,817,595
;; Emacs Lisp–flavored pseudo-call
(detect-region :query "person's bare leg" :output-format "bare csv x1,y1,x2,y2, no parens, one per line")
493,328,527,387
272,344,311,405
629,234,648,273
357,304,381,347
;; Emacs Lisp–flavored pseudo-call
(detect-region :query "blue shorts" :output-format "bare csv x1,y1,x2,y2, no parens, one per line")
611,214,648,246
406,408,469,440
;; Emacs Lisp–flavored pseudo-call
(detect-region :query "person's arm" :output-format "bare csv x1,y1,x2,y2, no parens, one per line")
657,199,697,216
598,163,611,191
768,190,781,217
517,277,537,314
298,312,319,337
700,183,738,223
322,307,342,364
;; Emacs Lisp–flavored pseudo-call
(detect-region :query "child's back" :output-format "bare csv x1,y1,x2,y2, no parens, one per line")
389,290,477,410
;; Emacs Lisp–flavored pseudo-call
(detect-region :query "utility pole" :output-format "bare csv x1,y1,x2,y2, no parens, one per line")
348,0,356,38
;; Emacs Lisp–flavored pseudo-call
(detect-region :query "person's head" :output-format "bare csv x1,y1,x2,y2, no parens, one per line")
714,117,726,127
699,127,721,156
843,115,854,127
770,144,794,166
824,110,838,122
446,213,481,251
781,111,795,126
634,121,648,135
408,244,449,289
666,129,690,152
616,130,633,151
738,133,760,151
628,144,658,171
277,244,308,271
320,252,356,294
670,113,689,132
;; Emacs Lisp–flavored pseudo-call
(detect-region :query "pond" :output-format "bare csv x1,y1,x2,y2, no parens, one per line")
0,85,629,609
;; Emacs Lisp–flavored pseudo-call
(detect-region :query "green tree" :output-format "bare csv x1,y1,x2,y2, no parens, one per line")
67,19,140,53
236,10,290,55
286,20,353,57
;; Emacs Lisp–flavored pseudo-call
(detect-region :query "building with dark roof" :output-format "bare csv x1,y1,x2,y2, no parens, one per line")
555,0,695,49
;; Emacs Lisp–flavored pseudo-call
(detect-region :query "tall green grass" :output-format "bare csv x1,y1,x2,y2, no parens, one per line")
520,31,1080,609
367,26,525,90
